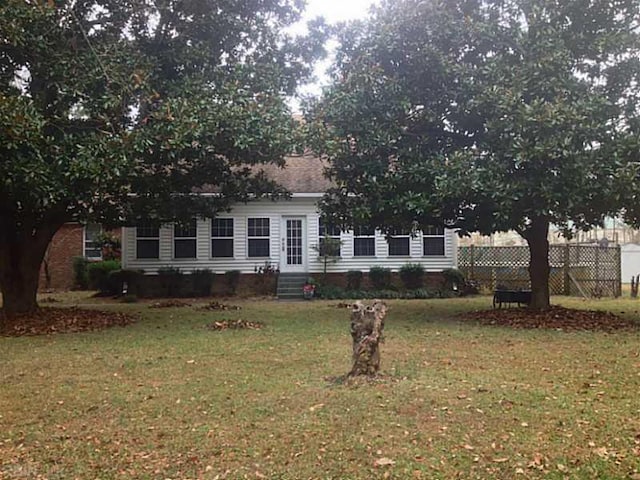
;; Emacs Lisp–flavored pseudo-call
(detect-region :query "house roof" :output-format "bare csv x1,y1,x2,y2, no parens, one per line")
255,153,333,194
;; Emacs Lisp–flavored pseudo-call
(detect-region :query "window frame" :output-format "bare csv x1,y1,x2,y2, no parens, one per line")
173,219,197,259
422,225,446,257
353,226,375,257
211,217,234,258
83,223,103,260
318,218,341,257
247,217,271,258
387,227,410,257
136,223,160,260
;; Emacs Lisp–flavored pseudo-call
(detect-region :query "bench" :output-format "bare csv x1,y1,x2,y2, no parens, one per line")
493,289,532,309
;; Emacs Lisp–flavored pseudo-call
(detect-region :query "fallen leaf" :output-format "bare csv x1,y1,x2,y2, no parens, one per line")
374,457,396,467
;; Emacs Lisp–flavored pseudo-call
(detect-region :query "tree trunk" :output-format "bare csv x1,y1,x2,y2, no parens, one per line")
0,224,59,319
349,300,387,376
523,217,551,311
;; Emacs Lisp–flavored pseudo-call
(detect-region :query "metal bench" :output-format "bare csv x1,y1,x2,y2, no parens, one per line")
492,289,532,309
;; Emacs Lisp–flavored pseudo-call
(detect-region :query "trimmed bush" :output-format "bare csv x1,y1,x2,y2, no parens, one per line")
192,269,214,297
346,270,363,290
399,264,425,290
442,268,466,291
225,270,241,295
316,284,347,300
72,256,89,289
87,260,121,294
158,267,183,297
369,267,392,290
109,269,145,296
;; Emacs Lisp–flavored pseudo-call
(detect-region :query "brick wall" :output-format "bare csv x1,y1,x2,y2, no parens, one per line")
39,224,121,291
40,224,84,291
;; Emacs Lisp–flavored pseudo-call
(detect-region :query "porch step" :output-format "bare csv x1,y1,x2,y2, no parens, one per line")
277,273,309,299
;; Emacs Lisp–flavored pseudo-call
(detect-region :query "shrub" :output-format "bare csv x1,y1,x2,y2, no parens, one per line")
369,267,392,290
158,267,183,297
192,269,214,297
87,260,121,294
225,270,241,295
316,284,347,300
442,268,467,292
346,270,363,290
399,264,425,290
108,269,144,296
72,256,89,290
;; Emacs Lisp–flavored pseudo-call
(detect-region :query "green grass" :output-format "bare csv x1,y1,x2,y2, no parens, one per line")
1,294,640,479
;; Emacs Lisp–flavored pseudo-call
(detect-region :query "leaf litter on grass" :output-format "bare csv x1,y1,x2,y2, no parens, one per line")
0,307,135,336
462,306,638,332
205,319,263,331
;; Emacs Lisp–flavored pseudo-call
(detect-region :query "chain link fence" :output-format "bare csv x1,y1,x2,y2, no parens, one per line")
458,244,621,297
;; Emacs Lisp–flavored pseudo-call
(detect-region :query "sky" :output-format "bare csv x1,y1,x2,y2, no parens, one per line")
289,0,379,107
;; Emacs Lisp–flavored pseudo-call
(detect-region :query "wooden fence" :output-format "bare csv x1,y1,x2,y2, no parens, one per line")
458,244,622,298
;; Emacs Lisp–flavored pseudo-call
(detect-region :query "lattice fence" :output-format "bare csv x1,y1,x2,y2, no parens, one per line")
458,244,621,297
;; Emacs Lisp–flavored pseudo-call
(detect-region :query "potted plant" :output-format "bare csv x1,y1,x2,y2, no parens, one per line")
303,282,316,300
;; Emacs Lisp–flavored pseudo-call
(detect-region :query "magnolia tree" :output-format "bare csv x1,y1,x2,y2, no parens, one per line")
0,0,325,317
307,0,640,310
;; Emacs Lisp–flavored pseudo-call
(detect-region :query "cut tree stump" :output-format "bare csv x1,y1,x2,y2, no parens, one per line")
349,300,387,376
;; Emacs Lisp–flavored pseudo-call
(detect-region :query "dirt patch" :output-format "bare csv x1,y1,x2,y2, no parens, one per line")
463,306,638,332
0,307,135,337
205,319,262,331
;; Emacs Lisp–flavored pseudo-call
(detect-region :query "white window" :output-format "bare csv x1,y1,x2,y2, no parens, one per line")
174,219,197,259
84,223,102,259
388,228,410,256
319,219,341,257
423,226,445,256
212,218,234,258
353,226,375,257
248,218,270,258
136,224,160,259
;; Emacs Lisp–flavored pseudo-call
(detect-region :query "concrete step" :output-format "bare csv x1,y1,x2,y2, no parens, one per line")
277,272,309,299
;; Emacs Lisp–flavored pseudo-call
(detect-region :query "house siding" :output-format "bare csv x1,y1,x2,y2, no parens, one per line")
122,197,458,274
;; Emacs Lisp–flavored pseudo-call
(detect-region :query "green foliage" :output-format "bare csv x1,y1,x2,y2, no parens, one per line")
346,270,363,290
315,284,435,300
399,264,424,290
191,269,214,297
72,257,89,290
0,0,327,314
95,232,121,261
109,269,145,297
87,260,121,294
368,267,392,290
442,268,466,290
225,270,241,295
308,0,640,309
312,236,343,275
158,267,183,298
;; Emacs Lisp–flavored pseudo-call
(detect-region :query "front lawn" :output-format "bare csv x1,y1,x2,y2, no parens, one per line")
1,295,639,479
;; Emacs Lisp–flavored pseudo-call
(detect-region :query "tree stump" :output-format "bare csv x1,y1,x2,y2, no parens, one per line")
349,300,387,376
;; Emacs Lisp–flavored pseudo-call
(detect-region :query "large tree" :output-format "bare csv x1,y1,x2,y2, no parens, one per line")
0,1,325,317
307,0,640,310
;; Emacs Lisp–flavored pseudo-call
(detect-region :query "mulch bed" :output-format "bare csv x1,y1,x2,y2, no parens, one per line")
205,319,262,331
0,307,136,337
463,306,638,332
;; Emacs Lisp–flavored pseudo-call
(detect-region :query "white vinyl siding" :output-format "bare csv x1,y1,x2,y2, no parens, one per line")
121,198,457,274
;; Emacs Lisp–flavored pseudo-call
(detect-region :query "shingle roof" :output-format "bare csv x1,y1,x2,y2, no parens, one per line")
255,153,333,193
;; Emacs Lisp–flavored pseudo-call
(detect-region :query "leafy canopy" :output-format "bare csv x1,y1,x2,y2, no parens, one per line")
307,0,640,237
0,0,326,231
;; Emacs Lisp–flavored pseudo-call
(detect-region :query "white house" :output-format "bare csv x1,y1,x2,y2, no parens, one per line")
121,155,457,291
